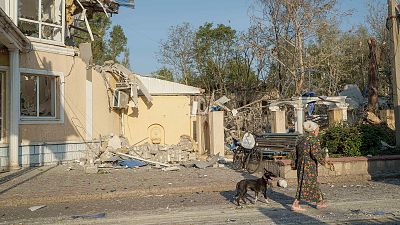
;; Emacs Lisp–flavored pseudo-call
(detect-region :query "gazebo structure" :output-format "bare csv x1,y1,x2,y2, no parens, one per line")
269,96,349,133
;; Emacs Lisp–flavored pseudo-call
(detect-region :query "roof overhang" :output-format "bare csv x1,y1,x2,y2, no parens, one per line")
0,8,31,52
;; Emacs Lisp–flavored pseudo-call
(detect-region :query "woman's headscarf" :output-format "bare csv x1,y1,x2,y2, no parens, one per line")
303,120,319,132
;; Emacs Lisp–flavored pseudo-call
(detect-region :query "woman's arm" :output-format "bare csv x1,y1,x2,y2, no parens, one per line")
310,137,326,165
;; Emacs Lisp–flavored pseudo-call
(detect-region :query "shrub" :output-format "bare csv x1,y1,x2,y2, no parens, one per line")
320,123,362,157
359,124,396,156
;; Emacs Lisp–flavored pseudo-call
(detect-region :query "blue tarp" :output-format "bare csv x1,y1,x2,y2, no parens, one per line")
302,92,316,116
118,159,146,168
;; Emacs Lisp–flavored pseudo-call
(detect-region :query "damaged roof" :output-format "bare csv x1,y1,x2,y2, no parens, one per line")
136,75,204,95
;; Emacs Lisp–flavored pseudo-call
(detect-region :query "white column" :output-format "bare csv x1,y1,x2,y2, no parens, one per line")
9,48,20,170
269,106,286,133
338,104,348,122
209,111,224,157
294,104,304,134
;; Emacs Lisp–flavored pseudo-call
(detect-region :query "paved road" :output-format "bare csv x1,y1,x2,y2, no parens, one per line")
1,188,400,224
0,165,400,224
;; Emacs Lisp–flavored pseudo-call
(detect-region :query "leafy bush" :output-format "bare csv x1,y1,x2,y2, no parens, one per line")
359,124,396,156
320,123,362,157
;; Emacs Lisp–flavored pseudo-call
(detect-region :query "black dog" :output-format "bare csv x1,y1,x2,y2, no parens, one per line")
235,169,276,206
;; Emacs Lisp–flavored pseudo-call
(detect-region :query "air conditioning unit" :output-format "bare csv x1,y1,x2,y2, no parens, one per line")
113,90,129,108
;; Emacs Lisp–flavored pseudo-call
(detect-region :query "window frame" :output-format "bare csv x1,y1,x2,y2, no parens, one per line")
18,0,65,45
19,68,64,124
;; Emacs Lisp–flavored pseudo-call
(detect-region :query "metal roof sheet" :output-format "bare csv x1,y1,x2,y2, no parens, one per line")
136,75,203,95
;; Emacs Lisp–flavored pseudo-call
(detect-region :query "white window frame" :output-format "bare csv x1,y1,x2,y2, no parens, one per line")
20,68,64,124
18,0,65,46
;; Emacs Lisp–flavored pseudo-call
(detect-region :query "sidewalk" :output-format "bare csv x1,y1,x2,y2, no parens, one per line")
0,164,250,207
0,163,400,212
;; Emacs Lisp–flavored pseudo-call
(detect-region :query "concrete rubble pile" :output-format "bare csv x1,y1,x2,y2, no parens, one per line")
129,135,197,164
81,134,199,172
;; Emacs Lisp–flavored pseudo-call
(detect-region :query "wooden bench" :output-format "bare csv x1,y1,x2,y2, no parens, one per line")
254,133,301,160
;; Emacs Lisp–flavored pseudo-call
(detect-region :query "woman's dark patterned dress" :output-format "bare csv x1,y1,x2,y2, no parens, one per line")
294,133,325,202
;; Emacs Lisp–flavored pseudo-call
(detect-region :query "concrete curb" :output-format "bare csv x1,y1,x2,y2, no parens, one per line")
0,183,236,207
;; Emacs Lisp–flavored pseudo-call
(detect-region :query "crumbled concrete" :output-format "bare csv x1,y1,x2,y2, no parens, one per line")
84,165,99,174
108,135,122,150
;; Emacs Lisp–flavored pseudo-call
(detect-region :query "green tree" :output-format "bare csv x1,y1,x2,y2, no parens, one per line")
107,25,128,63
71,13,129,66
194,23,236,95
72,13,111,65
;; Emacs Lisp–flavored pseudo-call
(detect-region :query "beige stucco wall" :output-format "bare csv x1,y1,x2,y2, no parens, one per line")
92,69,120,138
18,50,87,144
0,48,119,144
124,95,193,146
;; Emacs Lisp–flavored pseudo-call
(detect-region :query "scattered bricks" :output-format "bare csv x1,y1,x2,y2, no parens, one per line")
149,144,159,155
159,146,168,151
108,135,122,150
99,150,113,162
116,147,129,154
85,165,99,174
188,153,197,161
120,136,130,148
146,151,153,159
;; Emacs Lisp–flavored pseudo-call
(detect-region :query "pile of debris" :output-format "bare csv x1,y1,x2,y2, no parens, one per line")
129,135,197,164
81,134,202,173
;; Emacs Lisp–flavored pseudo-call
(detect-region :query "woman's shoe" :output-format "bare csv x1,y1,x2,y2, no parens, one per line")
291,205,306,212
316,202,327,209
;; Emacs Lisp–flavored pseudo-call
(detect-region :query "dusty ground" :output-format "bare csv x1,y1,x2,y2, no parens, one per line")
0,164,400,224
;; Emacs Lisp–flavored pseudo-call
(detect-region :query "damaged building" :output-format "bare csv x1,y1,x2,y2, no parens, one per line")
0,0,223,171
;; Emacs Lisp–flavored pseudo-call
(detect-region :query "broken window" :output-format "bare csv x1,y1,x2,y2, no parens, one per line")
18,0,64,42
21,74,57,118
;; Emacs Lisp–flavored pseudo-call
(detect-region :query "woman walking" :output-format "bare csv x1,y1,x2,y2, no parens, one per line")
291,120,329,212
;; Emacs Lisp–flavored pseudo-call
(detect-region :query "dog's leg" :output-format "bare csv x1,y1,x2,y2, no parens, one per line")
235,189,240,206
237,190,246,205
254,192,258,204
263,190,269,203
241,189,247,204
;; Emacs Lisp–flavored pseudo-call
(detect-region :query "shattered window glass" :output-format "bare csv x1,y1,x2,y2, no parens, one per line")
18,0,64,43
18,21,40,38
21,74,58,118
41,0,62,25
42,25,62,42
21,75,38,117
38,76,56,117
19,0,39,20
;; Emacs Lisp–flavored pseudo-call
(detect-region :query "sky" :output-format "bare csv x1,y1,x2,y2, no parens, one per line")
111,0,373,75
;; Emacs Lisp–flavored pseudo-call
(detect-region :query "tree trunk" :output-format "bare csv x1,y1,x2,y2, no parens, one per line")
367,38,378,113
295,25,305,96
